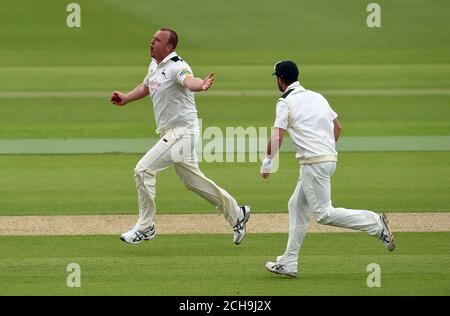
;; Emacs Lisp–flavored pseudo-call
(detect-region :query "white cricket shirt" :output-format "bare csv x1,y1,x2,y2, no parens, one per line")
143,52,198,134
273,81,338,159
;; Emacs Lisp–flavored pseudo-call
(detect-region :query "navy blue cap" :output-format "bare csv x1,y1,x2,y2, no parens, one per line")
272,61,299,81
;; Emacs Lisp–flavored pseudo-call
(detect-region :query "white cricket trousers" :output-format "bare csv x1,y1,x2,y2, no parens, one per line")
133,126,241,231
278,161,383,270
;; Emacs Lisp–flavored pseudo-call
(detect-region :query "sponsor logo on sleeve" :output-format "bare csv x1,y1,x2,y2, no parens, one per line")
179,68,193,77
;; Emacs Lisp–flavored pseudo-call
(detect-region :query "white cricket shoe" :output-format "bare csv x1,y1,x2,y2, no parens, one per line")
378,213,396,252
120,225,155,245
265,261,298,278
233,205,251,245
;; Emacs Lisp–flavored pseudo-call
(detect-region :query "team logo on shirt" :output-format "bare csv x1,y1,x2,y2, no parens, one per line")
148,80,162,91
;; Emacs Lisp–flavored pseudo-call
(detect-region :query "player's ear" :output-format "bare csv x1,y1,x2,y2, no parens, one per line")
166,42,175,52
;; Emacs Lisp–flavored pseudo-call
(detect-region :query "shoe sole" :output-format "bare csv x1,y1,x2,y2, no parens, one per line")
381,213,396,252
265,265,298,278
120,236,142,244
234,206,251,245
143,233,156,241
120,230,156,244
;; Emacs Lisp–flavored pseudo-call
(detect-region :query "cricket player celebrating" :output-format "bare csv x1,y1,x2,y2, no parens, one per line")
111,28,250,245
261,61,395,278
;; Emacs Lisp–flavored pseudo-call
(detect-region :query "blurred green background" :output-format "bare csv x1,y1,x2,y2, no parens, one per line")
1,0,449,66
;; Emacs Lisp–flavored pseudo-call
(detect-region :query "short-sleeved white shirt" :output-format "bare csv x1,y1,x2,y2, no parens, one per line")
273,81,338,159
143,52,198,134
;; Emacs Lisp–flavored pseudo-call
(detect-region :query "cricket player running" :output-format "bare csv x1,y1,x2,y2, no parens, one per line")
111,28,250,245
261,61,395,278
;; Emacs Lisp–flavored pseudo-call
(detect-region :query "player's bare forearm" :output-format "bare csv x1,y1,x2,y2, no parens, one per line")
333,118,342,142
183,73,214,92
111,84,149,106
127,84,149,101
266,128,285,159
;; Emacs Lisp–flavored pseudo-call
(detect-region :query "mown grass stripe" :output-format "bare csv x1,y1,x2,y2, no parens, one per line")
0,137,449,154
1,89,450,98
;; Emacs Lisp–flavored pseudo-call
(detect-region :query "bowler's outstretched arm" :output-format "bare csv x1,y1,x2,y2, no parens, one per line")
183,73,215,92
111,83,149,106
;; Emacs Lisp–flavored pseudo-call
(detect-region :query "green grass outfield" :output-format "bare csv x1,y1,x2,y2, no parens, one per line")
1,94,450,139
0,233,448,296
1,3,449,140
1,64,449,139
1,0,449,66
1,152,449,215
1,0,449,297
1,64,449,93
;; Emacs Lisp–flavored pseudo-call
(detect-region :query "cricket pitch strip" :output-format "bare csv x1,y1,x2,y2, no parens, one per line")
0,213,448,236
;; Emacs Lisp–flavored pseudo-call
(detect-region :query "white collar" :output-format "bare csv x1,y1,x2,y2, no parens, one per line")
286,81,305,91
154,51,178,65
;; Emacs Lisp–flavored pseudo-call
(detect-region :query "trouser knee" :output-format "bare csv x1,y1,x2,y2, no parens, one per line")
175,165,199,192
134,165,155,187
315,208,333,225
